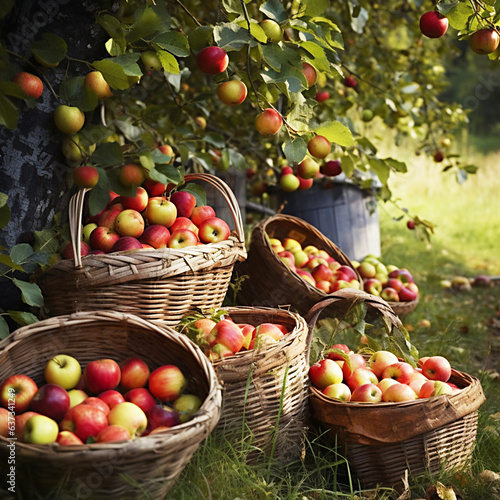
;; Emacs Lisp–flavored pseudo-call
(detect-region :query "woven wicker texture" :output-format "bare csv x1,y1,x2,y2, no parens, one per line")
0,310,222,499
37,173,247,326
208,306,310,464
305,289,485,490
236,213,417,316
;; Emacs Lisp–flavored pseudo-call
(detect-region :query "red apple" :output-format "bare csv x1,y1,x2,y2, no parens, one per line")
83,359,121,395
208,319,244,352
190,205,216,227
96,424,131,443
89,226,120,253
145,197,177,227
421,356,452,382
0,374,38,414
307,135,331,159
342,353,366,381
384,278,404,293
146,404,181,433
108,402,148,438
368,351,399,378
469,28,500,55
217,80,248,105
60,404,108,442
119,163,145,187
347,367,379,391
196,46,229,74
298,176,314,190
309,359,344,390
320,160,342,177
144,178,166,197
344,75,357,88
98,389,125,410
297,156,320,180
124,388,157,414
254,108,282,136
315,90,330,102
322,382,351,402
398,286,418,302
381,362,414,384
114,209,145,238
30,383,70,422
61,240,90,260
380,287,400,302
84,70,113,99
56,430,84,446
12,71,43,98
311,263,333,282
80,396,110,416
254,323,284,342
110,236,143,253
73,165,99,189
351,383,383,403
377,378,399,395
382,383,417,402
0,408,10,437
148,365,187,402
167,229,199,249
336,265,357,282
315,280,331,293
119,357,150,390
419,380,454,399
170,191,197,218
170,217,199,237
419,11,448,39
121,186,149,212
97,205,123,229
296,269,315,286
364,278,383,296
139,225,170,249
240,323,256,349
301,62,317,87
326,343,350,361
198,217,231,243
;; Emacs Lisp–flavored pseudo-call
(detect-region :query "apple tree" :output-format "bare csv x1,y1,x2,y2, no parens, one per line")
0,0,498,332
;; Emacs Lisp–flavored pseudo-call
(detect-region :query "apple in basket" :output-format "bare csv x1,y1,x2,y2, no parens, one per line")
368,350,399,378
56,430,85,446
119,357,150,390
23,415,59,444
98,389,125,410
146,404,181,433
190,205,216,226
198,217,231,244
309,359,343,390
347,367,378,392
381,362,414,385
79,396,110,416
148,365,187,402
0,374,38,414
30,383,71,422
14,411,40,439
44,354,82,390
96,424,131,443
59,404,108,442
322,383,351,402
208,319,245,354
173,394,202,423
83,359,121,395
108,402,148,438
67,389,89,408
421,356,452,382
382,382,417,402
124,388,157,414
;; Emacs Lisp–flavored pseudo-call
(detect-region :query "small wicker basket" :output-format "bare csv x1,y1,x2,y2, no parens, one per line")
0,310,222,499
37,173,247,326
183,306,310,465
305,289,485,491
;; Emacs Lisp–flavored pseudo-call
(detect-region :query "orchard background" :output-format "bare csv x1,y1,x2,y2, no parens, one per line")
0,1,500,497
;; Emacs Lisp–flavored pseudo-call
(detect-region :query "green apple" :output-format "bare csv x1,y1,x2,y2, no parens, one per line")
172,394,202,423
23,415,59,444
260,19,283,43
84,70,113,99
54,105,85,135
44,354,82,390
83,223,98,244
279,173,300,192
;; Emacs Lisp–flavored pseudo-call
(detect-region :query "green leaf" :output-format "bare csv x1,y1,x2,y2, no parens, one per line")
0,81,31,100
441,2,473,30
315,121,354,147
0,254,23,271
222,0,244,15
236,20,267,44
7,310,39,328
368,157,390,185
261,66,305,93
214,23,251,51
228,149,246,170
126,6,163,43
96,14,125,40
282,137,307,163
299,41,331,72
105,38,125,57
88,185,111,217
0,201,10,229
34,229,60,254
157,50,180,74
0,193,7,208
357,137,377,155
10,244,34,266
13,279,44,308
262,43,288,71
149,164,183,185
31,33,67,66
260,0,288,24
152,148,173,164
0,316,9,339
204,133,226,149
139,152,155,171
463,164,479,174
340,154,355,178
153,32,190,57
302,0,329,17
90,142,124,167
385,157,407,174
0,93,18,130
188,26,214,52
182,183,207,206
59,77,98,112
93,54,142,90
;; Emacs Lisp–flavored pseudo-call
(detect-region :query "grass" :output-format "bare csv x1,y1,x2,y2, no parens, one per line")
3,146,500,500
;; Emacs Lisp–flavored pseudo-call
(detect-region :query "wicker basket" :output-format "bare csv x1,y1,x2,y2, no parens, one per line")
0,310,222,499
184,306,310,464
37,173,247,326
305,290,485,491
388,296,419,316
235,214,360,317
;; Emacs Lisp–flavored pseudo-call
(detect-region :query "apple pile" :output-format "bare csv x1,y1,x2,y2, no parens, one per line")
267,235,361,293
0,354,202,446
62,179,232,259
310,345,459,404
184,315,291,361
353,255,419,303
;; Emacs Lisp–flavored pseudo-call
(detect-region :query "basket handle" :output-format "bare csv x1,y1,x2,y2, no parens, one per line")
303,288,405,361
69,173,245,269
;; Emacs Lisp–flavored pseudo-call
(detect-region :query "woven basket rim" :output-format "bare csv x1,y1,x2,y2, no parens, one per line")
0,310,222,457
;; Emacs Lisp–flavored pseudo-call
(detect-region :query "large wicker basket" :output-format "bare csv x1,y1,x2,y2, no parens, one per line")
37,173,247,326
0,310,222,499
235,214,359,317
305,289,485,491
182,306,310,465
